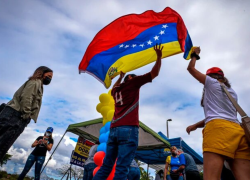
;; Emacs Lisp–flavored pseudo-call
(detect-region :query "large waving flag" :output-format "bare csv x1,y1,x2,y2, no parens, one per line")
79,7,193,88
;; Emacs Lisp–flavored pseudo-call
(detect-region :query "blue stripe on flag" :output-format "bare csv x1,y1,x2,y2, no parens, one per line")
86,23,178,81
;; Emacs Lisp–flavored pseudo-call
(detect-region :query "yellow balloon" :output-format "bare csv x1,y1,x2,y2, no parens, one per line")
100,106,111,118
107,110,115,121
108,103,114,110
109,97,115,104
99,93,110,105
108,104,114,111
96,103,103,113
108,94,113,99
108,98,115,109
108,89,112,95
103,118,109,125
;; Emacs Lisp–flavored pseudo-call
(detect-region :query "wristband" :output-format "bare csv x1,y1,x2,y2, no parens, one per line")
191,52,200,60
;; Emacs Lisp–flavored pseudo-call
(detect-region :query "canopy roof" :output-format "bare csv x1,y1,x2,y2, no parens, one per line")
66,118,170,150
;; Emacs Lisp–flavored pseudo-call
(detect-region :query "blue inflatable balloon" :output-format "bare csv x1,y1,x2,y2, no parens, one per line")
99,133,107,143
105,122,111,132
97,143,107,153
105,131,110,142
100,126,106,135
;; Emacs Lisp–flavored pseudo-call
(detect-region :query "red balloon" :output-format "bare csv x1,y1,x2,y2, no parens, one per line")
94,151,106,166
93,166,101,176
106,162,116,180
107,168,115,180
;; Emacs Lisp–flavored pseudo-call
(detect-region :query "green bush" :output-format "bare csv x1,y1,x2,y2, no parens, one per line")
0,172,32,180
200,172,203,180
0,171,8,178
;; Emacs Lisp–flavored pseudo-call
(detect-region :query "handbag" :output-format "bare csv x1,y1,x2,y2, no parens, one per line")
219,82,250,145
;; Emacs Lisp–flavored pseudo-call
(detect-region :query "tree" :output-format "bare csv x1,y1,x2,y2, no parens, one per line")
57,164,83,180
135,159,153,180
0,171,33,180
0,153,12,167
40,173,55,180
200,172,203,180
72,165,84,180
140,170,153,180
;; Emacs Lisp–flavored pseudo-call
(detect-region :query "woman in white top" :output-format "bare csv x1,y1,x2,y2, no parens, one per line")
186,47,250,180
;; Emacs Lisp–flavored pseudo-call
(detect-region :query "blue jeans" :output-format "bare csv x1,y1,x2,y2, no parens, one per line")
93,126,139,180
18,154,45,180
127,167,140,180
83,163,97,180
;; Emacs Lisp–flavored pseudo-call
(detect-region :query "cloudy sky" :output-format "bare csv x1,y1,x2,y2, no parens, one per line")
0,0,250,179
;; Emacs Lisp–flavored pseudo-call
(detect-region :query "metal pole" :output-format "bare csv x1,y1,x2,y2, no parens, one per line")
167,120,169,139
41,130,67,174
166,119,172,139
70,165,72,180
61,169,69,180
66,172,69,180
146,164,149,179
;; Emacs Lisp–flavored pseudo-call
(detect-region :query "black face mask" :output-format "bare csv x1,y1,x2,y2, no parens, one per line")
43,76,51,85
171,152,177,156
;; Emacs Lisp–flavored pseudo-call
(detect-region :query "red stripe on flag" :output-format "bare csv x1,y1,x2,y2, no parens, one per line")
79,7,187,71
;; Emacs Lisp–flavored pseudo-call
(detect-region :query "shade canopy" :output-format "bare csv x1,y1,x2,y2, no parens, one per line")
66,118,170,150
66,118,203,171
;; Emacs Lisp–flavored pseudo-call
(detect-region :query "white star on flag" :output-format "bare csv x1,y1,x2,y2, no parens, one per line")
154,35,159,40
147,40,152,45
132,44,137,48
125,45,129,48
139,44,144,48
159,30,165,35
119,44,124,48
162,24,168,28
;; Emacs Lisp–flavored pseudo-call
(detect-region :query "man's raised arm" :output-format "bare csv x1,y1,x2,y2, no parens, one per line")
112,71,126,90
150,44,164,80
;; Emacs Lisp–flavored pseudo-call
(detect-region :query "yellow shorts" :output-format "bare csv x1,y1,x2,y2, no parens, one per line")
203,119,250,160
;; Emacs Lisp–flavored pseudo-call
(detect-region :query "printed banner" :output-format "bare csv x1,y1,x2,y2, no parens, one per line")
70,137,94,167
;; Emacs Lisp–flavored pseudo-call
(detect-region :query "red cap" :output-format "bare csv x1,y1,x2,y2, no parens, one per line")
206,67,224,76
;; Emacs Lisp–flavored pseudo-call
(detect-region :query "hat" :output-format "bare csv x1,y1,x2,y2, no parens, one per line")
206,67,224,77
46,127,53,133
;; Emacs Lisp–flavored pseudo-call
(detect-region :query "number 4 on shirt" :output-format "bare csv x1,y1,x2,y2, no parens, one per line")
115,92,123,105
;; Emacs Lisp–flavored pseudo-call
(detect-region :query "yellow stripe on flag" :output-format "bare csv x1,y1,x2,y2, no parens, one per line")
104,41,182,87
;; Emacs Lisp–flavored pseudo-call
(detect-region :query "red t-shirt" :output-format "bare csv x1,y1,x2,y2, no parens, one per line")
111,73,152,128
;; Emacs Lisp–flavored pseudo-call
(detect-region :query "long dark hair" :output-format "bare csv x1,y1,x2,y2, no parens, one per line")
201,74,231,107
29,66,53,80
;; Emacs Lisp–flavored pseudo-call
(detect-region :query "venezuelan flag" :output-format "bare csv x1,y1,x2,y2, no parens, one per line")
79,7,194,88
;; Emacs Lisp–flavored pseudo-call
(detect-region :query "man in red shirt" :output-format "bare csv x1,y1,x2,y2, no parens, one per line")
93,44,164,180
